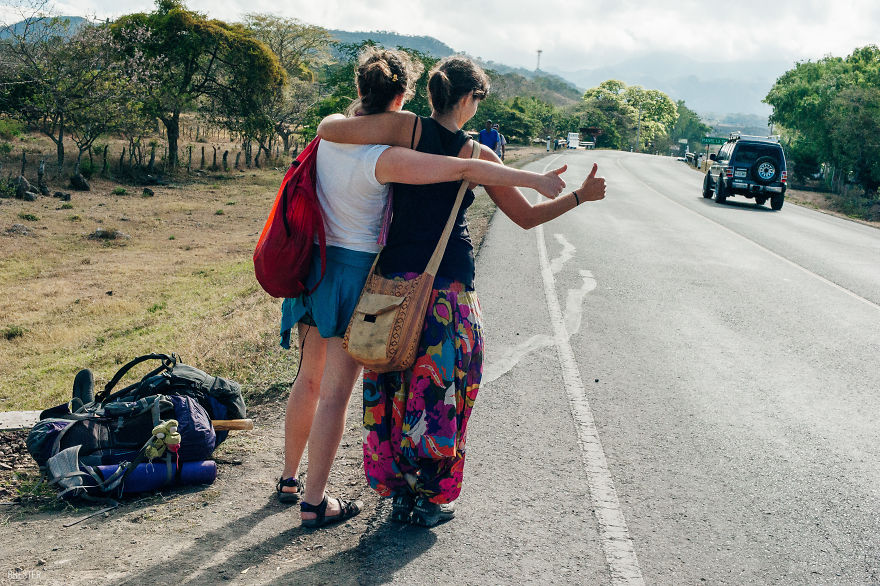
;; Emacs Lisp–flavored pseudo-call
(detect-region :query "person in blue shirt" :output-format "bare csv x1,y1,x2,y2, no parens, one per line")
478,120,499,151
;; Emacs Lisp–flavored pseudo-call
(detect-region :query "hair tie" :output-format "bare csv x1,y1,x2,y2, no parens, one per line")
392,74,398,82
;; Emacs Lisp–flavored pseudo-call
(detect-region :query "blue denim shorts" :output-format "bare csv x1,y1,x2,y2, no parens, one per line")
279,245,377,347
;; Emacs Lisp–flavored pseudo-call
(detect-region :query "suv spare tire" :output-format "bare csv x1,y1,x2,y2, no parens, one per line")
752,156,779,185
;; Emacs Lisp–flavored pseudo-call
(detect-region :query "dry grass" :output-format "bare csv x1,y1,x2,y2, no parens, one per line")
0,170,301,410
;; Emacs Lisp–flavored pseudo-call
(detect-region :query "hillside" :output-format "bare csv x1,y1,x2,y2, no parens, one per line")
327,29,581,106
328,29,455,58
0,15,87,39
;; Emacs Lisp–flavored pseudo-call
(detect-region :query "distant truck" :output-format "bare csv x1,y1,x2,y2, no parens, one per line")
567,132,580,149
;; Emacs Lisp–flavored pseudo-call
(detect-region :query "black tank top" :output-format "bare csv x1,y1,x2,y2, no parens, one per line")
378,117,476,287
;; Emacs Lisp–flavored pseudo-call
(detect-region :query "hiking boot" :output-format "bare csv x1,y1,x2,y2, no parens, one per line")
411,496,455,527
390,491,415,523
71,369,94,411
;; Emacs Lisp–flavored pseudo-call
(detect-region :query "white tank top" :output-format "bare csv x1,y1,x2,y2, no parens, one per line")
315,141,390,254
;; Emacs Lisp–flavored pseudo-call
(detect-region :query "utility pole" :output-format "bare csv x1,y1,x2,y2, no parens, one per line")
635,104,643,152
536,49,542,71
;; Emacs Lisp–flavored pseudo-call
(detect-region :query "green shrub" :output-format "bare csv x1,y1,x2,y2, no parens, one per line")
59,203,73,210
18,212,39,221
0,142,12,156
68,215,82,222
214,209,224,215
2,325,26,340
147,301,166,314
0,119,23,140
0,179,14,198
112,187,127,196
834,192,875,220
79,159,99,179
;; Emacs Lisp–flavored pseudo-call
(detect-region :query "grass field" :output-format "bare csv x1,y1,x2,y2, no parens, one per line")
0,170,303,410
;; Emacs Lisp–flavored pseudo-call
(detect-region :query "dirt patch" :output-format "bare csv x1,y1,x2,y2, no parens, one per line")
786,187,880,228
0,397,386,584
0,430,36,501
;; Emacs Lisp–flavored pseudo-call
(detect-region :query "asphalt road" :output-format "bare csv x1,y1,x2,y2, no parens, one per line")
359,149,880,585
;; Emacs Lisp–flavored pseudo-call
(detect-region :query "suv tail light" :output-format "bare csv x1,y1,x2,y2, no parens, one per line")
725,167,733,179
781,170,787,184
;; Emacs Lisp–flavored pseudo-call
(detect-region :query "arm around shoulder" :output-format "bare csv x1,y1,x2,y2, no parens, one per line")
317,111,417,147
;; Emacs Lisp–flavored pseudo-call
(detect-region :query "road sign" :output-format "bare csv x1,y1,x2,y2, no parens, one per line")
700,137,727,145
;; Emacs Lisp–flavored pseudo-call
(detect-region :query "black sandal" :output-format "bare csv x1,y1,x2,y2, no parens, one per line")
300,495,363,528
276,476,303,504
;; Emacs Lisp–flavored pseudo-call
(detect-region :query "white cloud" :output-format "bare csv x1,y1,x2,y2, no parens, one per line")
5,0,880,71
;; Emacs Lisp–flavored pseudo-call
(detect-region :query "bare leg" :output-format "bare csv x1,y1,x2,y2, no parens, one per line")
300,337,363,519
281,323,328,490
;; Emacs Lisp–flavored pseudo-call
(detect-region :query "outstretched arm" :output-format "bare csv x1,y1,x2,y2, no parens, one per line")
486,163,606,230
317,112,416,148
375,147,567,198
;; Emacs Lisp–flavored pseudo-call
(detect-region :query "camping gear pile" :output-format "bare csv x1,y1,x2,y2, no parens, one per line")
26,353,248,500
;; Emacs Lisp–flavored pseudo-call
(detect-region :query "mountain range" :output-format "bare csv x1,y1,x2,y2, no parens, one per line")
329,31,784,124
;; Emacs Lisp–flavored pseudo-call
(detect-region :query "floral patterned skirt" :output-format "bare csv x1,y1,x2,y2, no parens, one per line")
362,276,484,504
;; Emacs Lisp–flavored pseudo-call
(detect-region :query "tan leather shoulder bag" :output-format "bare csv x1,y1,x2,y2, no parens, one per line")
343,140,481,373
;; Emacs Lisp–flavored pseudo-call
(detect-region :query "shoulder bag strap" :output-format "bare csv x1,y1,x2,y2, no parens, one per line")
424,140,481,278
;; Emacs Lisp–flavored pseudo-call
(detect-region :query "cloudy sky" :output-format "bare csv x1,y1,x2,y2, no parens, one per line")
4,0,880,72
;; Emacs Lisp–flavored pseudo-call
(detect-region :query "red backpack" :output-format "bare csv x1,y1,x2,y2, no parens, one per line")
253,137,326,298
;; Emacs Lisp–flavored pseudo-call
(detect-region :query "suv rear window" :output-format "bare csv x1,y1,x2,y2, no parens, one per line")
732,143,782,166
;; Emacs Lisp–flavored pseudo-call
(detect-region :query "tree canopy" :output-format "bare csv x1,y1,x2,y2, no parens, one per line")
112,0,284,168
765,45,880,196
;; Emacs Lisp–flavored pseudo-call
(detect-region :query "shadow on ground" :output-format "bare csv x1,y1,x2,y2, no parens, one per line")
699,197,777,213
117,496,437,585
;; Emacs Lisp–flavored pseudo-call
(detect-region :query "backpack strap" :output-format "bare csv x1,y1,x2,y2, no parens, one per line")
424,140,481,277
409,115,419,149
304,137,327,295
97,353,177,402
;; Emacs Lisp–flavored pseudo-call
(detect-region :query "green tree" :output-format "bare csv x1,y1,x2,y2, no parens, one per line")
671,100,711,153
623,86,678,152
0,16,138,172
829,85,880,195
765,45,880,197
576,80,636,149
244,13,332,82
113,0,284,170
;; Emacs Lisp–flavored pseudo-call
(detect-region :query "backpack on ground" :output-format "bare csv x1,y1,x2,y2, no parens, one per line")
253,136,326,298
26,353,244,499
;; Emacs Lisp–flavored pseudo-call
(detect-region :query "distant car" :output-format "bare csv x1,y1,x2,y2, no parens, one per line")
702,133,787,210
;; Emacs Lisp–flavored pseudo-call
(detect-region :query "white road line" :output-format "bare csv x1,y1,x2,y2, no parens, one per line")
618,158,880,312
535,156,645,584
